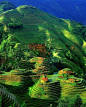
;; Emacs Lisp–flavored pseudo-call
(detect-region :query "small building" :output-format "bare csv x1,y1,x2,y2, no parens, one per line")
41,75,48,84
58,70,64,75
58,68,75,75
58,76,63,79
74,78,80,82
68,78,75,83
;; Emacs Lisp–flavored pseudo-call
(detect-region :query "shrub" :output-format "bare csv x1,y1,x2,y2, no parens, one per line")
0,23,4,42
81,103,86,107
58,97,69,107
58,95,82,107
73,94,82,107
8,22,23,30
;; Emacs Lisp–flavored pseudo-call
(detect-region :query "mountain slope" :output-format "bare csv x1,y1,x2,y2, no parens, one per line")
0,5,86,76
1,0,86,25
0,1,16,14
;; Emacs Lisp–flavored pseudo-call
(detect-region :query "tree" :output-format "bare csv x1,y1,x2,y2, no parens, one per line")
72,24,86,41
1,63,4,70
21,101,26,107
0,23,4,43
8,46,14,57
66,50,72,60
58,95,82,107
8,22,23,32
81,103,86,107
58,97,69,107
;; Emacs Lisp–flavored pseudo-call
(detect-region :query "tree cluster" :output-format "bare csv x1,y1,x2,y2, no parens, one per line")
0,23,4,43
58,94,83,107
0,35,33,71
72,23,86,41
8,22,23,30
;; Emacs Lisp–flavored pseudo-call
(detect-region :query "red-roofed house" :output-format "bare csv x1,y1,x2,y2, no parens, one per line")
58,68,75,75
41,76,48,84
58,76,63,79
68,78,75,83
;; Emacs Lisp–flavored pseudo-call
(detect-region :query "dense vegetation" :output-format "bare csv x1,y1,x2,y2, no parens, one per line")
0,3,86,107
58,94,83,107
72,23,86,41
0,23,4,43
8,22,23,31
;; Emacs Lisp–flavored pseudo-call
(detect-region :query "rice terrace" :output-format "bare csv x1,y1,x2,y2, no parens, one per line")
0,0,86,107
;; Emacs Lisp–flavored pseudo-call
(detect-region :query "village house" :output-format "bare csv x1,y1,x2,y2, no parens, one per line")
68,78,75,83
68,78,79,83
58,76,63,79
58,68,75,75
41,75,48,84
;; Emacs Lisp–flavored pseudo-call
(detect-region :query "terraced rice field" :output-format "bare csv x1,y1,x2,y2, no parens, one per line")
60,81,86,100
0,73,58,107
0,71,86,106
80,91,86,104
44,81,61,100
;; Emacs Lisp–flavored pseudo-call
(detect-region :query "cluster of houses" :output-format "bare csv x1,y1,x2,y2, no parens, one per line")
40,68,80,84
28,43,46,52
28,43,51,57
41,75,49,84
58,68,80,83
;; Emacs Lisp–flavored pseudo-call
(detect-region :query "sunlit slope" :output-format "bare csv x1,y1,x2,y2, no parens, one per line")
0,5,84,45
0,5,86,74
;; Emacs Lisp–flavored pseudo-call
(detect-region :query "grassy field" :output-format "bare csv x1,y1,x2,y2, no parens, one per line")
0,71,22,86
0,70,86,106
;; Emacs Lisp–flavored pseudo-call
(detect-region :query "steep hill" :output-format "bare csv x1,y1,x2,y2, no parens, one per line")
0,5,86,77
0,1,16,14
1,0,86,25
29,73,86,103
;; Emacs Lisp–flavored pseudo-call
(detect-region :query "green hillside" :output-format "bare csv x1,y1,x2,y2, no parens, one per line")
29,73,86,104
0,5,86,76
0,4,86,107
29,77,61,100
